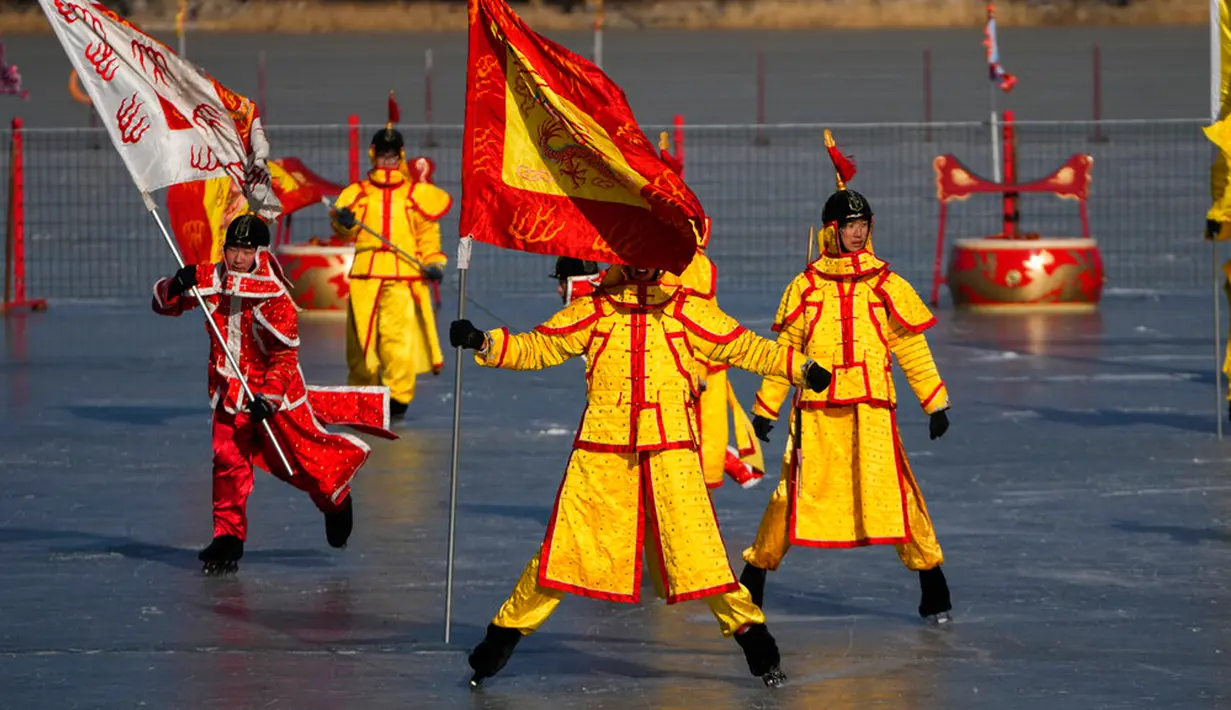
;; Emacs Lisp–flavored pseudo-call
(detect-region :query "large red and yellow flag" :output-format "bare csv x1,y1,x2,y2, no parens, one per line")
167,158,344,263
461,0,704,274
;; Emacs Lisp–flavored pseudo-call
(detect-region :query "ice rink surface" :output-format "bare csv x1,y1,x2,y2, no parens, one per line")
2,289,1229,709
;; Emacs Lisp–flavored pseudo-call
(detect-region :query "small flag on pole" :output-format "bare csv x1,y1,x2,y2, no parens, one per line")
983,2,1016,93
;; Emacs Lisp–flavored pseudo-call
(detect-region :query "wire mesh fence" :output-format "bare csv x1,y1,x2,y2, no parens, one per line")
1,118,1214,302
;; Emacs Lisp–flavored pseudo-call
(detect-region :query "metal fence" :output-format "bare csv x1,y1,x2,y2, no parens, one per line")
2,118,1214,301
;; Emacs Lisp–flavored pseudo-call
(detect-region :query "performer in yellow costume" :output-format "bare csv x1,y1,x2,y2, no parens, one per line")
451,264,832,688
1205,0,1231,417
679,219,767,489
332,98,452,418
738,187,955,625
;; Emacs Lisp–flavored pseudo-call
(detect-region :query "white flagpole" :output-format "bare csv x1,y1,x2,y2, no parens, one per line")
444,234,473,644
142,193,296,474
1213,0,1224,440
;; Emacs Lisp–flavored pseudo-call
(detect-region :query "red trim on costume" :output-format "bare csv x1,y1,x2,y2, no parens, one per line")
642,452,670,602
874,274,937,333
787,535,910,549
891,409,913,542
796,397,894,410
535,309,600,336
537,451,570,593
629,311,647,436
361,285,383,358
572,439,695,454
754,394,779,418
493,327,510,367
837,280,855,364
667,581,741,605
676,310,746,344
663,332,697,396
410,190,452,221
867,299,889,347
537,578,640,603
828,362,871,406
585,329,612,380
921,382,945,409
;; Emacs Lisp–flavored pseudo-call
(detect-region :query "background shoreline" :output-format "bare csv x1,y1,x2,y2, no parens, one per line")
0,0,1209,34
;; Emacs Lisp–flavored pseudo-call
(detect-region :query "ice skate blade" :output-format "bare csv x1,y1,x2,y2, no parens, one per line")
761,666,787,688
201,561,238,576
925,611,953,626
468,674,484,690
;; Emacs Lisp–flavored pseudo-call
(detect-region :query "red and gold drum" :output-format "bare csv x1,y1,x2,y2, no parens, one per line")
274,245,353,312
946,237,1104,311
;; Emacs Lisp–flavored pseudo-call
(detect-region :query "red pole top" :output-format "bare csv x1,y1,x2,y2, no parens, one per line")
11,117,20,129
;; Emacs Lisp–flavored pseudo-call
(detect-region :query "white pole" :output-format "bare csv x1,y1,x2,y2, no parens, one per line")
443,235,473,644
1214,0,1225,439
593,0,604,69
989,86,1002,183
1213,0,1221,122
143,195,296,474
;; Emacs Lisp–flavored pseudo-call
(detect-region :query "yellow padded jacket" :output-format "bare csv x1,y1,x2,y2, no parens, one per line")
752,241,948,419
332,168,451,280
477,274,813,453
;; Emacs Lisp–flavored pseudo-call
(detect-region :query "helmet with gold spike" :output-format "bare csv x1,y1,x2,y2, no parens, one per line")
369,91,405,163
817,129,874,255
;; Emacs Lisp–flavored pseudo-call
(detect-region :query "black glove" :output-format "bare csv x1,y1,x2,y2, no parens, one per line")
166,265,198,298
424,265,444,283
752,414,774,443
335,207,357,229
805,362,832,393
1209,219,1224,241
247,395,276,424
450,319,486,350
929,409,949,440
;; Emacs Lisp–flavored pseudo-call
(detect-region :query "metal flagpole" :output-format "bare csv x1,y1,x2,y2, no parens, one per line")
142,194,296,474
593,0,604,69
444,235,473,644
1213,0,1224,439
989,83,1002,183
1215,246,1223,440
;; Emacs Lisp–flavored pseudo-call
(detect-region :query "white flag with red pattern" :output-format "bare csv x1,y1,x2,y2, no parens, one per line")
37,0,281,221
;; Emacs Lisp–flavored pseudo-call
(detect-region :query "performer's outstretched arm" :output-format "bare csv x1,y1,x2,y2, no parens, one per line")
151,264,206,317
750,278,808,421
677,296,816,389
454,298,596,372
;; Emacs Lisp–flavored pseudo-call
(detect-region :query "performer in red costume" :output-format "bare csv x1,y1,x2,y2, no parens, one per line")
153,215,397,575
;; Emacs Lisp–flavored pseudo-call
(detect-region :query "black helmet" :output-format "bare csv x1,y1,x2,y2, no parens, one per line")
224,214,271,249
371,127,405,156
549,256,599,280
821,189,873,226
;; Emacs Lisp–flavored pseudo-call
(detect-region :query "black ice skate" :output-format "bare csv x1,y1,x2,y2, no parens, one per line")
198,534,243,576
918,566,953,625
734,623,787,688
325,497,354,549
389,399,409,419
739,562,768,608
467,623,523,688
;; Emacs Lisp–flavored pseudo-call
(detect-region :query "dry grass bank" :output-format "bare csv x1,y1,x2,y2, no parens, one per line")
0,0,1208,34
